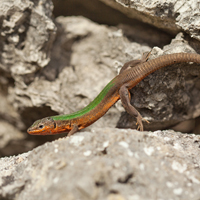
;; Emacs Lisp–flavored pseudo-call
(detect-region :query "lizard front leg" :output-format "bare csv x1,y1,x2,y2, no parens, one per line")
67,124,79,137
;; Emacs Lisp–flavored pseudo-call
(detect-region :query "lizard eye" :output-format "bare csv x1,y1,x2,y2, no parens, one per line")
39,124,44,129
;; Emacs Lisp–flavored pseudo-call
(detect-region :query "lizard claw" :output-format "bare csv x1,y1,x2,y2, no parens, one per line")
136,115,143,131
143,118,150,124
135,114,149,131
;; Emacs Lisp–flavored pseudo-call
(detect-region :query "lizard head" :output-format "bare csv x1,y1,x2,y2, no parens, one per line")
27,117,57,135
27,117,72,135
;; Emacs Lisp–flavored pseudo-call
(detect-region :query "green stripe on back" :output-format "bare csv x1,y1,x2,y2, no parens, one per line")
51,79,116,121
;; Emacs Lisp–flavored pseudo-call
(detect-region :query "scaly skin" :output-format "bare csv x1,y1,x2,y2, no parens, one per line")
27,53,200,136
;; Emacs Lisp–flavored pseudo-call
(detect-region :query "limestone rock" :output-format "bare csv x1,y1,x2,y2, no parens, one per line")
118,33,200,131
100,0,200,41
0,0,56,75
1,0,200,156
1,1,200,199
0,128,200,200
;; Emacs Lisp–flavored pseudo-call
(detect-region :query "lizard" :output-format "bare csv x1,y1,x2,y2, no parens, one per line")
27,52,200,137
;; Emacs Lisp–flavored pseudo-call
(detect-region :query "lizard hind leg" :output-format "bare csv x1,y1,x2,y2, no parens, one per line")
119,84,149,131
141,50,151,62
119,50,151,74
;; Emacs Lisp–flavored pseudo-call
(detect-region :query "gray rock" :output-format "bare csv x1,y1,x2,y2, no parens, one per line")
0,0,56,75
118,33,200,131
0,121,24,149
16,15,169,132
0,128,200,200
100,0,200,41
1,0,200,161
1,1,200,198
14,16,200,134
0,0,56,154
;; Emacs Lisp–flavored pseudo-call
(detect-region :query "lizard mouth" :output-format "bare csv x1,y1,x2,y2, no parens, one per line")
27,127,39,135
27,127,45,135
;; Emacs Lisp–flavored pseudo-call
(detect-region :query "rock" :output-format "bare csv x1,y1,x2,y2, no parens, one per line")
1,1,200,199
0,0,56,75
17,15,169,132
1,0,200,156
100,0,200,41
52,0,172,47
117,33,200,131
15,16,200,134
0,0,56,154
0,128,200,199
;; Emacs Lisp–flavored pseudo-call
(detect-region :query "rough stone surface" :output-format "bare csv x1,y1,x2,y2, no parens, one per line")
100,0,200,41
15,15,169,133
118,33,200,131
0,128,200,200
0,0,56,155
1,0,200,155
0,0,56,75
1,0,200,199
11,17,200,134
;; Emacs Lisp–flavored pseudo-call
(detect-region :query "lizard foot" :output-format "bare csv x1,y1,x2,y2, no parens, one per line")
135,114,149,131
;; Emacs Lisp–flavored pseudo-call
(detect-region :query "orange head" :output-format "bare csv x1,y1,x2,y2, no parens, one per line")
27,117,72,135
